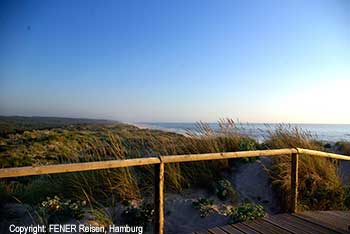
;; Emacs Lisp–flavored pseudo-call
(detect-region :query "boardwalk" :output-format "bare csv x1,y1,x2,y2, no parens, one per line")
194,211,350,234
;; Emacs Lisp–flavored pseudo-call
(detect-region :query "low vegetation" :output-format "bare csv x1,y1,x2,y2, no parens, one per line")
228,203,266,223
215,179,236,201
192,198,216,217
335,141,350,155
0,117,349,228
38,196,86,223
122,203,155,228
265,125,347,211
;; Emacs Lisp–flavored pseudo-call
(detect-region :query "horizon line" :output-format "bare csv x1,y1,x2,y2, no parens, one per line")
1,115,349,125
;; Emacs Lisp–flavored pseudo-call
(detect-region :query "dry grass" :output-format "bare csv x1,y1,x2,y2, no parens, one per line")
265,125,346,211
53,134,141,203
157,119,254,190
335,141,350,155
50,120,247,213
1,120,347,214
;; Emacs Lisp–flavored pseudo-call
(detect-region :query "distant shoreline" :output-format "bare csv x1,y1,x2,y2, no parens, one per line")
129,122,189,136
136,122,350,143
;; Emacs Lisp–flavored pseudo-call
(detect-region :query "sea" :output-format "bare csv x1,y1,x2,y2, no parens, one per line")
138,122,350,143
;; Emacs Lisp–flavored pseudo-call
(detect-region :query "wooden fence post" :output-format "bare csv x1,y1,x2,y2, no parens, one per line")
154,162,164,234
291,152,299,213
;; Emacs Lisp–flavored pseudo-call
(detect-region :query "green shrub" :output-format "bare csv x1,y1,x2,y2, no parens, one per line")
121,203,154,228
228,203,266,223
215,179,236,201
192,198,216,217
335,141,350,155
238,137,259,163
38,196,86,223
238,137,257,151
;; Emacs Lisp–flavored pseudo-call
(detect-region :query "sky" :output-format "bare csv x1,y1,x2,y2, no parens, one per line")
0,0,349,124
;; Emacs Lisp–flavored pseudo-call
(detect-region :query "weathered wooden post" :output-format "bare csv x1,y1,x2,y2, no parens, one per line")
154,162,164,234
290,152,299,213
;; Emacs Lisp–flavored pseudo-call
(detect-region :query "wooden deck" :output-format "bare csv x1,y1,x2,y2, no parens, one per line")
194,211,350,234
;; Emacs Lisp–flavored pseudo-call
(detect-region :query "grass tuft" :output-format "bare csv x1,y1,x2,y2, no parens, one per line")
265,125,346,211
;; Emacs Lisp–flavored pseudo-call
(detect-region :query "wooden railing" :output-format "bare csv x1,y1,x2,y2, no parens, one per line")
0,148,349,234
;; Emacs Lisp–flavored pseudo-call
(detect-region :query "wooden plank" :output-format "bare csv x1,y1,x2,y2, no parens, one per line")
247,220,292,234
195,230,211,234
161,148,296,163
297,212,350,233
290,153,298,213
208,227,228,234
326,211,350,219
258,219,297,234
297,148,350,161
201,212,350,234
219,225,246,234
309,211,350,225
293,214,348,234
333,211,350,217
320,211,350,221
277,214,339,234
0,157,161,178
241,221,275,234
263,216,313,234
154,162,164,234
232,223,261,234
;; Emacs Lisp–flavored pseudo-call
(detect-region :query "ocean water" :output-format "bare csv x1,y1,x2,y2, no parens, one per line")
139,122,350,143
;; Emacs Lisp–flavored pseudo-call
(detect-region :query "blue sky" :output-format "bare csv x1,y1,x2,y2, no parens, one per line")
0,0,349,123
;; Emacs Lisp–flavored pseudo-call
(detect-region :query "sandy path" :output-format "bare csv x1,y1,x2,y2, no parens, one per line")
163,159,280,233
163,191,230,234
228,158,281,214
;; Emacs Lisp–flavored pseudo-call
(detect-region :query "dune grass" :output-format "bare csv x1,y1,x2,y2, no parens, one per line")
0,119,348,224
54,134,141,203
0,120,250,204
264,125,346,211
335,141,350,155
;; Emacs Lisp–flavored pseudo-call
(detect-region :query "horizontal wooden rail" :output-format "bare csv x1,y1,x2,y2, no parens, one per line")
0,148,349,179
0,157,161,178
0,148,297,178
297,148,350,161
160,148,297,163
0,148,349,234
